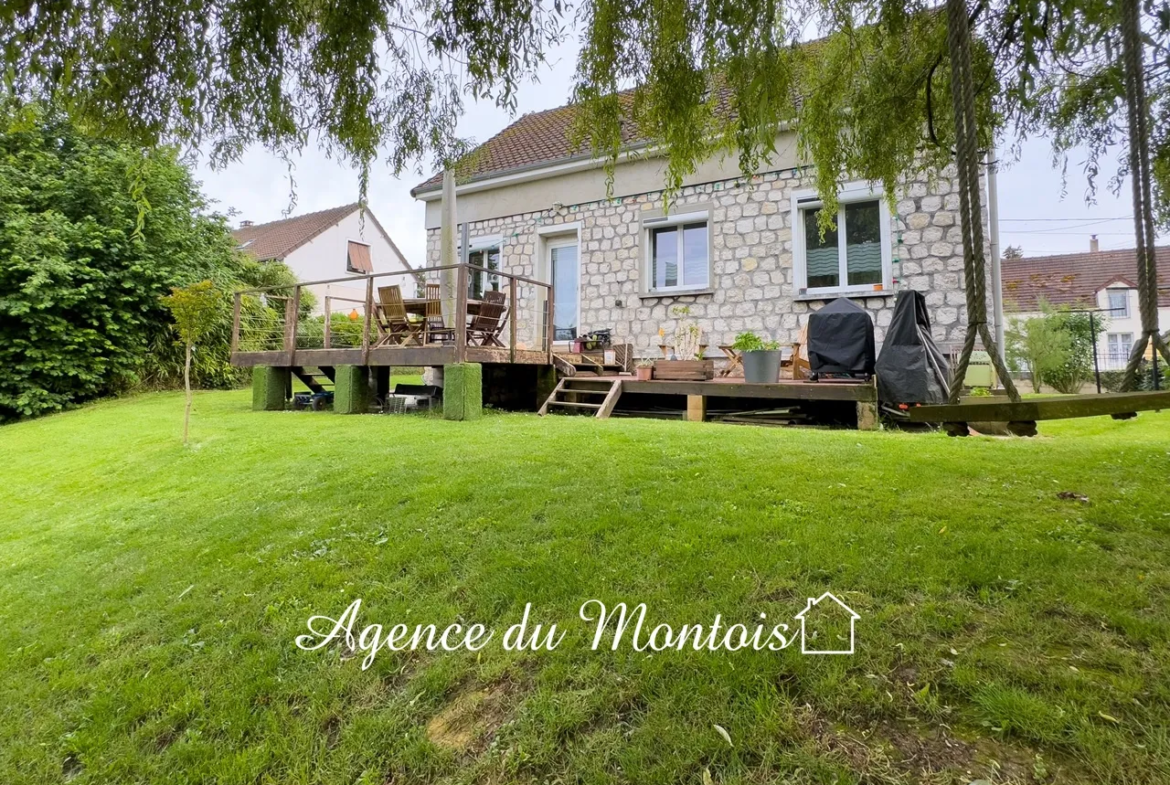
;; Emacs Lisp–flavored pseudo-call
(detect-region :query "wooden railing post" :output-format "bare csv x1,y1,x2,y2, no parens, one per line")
455,264,469,363
323,295,332,349
284,286,300,364
509,276,518,363
231,292,242,354
546,289,556,363
361,276,373,364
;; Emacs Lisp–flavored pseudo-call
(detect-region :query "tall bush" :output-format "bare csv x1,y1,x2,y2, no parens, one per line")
0,104,295,421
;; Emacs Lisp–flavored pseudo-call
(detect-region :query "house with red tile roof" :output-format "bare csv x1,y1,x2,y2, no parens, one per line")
410,99,981,355
1002,244,1170,370
233,204,412,314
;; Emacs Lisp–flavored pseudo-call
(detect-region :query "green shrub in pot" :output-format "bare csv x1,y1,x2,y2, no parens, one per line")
733,331,782,383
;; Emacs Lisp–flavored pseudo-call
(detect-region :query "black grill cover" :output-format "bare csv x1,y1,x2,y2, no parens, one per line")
875,290,951,404
807,297,876,375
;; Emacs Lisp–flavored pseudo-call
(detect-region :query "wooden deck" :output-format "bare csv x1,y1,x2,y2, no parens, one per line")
606,376,878,402
232,345,552,368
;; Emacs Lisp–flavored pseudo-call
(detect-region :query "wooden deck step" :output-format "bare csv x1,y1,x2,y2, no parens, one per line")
292,366,335,395
538,378,623,418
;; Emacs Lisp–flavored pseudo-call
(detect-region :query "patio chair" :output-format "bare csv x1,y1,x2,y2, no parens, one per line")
423,282,455,344
375,285,422,346
466,299,508,346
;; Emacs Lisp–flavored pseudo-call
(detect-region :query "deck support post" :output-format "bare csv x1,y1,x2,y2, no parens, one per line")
443,363,482,420
334,365,371,414
252,366,289,411
856,401,879,431
686,395,707,422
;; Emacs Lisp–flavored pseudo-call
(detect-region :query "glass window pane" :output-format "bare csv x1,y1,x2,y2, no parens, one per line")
551,245,578,340
682,223,708,287
803,208,839,288
845,201,882,286
652,227,678,289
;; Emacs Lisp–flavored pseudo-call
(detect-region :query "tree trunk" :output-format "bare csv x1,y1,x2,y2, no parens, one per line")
183,342,192,444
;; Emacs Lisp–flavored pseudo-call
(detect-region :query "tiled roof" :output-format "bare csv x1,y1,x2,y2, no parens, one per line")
232,204,360,261
411,93,644,195
1002,246,1170,312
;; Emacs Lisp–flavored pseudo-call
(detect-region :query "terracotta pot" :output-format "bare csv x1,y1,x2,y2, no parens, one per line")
635,366,653,381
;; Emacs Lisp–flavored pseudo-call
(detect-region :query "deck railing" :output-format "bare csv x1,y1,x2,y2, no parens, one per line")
230,263,555,365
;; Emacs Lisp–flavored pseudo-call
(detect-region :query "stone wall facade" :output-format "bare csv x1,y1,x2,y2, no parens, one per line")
425,163,987,357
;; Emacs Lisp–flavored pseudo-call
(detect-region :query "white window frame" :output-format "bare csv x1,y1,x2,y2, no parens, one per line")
459,234,503,299
1107,332,1133,363
791,182,892,297
643,210,712,294
1106,288,1130,319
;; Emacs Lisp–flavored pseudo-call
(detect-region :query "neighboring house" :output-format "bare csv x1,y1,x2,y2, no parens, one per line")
232,203,413,314
410,99,982,356
1002,244,1170,370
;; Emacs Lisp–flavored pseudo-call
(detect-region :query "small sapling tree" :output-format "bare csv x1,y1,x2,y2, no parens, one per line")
161,281,224,443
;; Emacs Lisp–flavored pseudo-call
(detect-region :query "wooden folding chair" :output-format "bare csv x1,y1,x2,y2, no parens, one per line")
375,285,421,346
423,283,455,344
466,300,508,346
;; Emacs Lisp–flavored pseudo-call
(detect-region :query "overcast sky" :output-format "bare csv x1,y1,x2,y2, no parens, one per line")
194,35,1154,266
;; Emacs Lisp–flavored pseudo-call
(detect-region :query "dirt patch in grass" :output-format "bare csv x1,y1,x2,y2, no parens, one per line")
797,708,1048,784
425,683,515,755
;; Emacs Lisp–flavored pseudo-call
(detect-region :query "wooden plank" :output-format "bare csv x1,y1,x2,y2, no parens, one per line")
230,292,242,354
685,394,707,422
596,380,623,419
549,401,602,410
509,277,518,364
906,390,1170,423
283,287,300,365
234,346,554,368
455,264,468,363
546,298,555,364
323,296,332,349
620,379,877,402
361,277,374,365
538,379,566,416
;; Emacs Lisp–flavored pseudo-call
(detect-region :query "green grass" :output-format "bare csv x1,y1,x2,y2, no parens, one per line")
1,391,1168,784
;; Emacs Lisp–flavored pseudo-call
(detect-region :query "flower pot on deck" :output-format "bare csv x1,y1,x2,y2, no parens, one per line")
652,359,715,381
635,366,653,381
742,350,782,384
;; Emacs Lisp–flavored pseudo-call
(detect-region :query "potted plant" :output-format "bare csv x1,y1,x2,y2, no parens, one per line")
734,331,783,383
635,359,654,381
653,307,716,380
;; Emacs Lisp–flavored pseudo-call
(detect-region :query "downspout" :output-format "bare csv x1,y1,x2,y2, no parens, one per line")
986,147,1006,366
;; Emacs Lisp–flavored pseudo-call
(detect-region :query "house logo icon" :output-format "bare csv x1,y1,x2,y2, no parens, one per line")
794,592,860,655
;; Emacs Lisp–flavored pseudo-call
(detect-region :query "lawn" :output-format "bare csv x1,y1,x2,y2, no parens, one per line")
1,391,1167,785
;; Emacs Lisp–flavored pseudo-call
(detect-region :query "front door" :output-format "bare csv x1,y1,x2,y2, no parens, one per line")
548,241,579,341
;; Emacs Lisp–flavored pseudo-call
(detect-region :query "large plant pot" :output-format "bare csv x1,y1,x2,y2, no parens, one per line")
742,350,782,384
635,366,653,381
652,359,715,381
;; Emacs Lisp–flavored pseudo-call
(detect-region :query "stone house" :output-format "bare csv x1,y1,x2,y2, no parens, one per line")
411,101,978,358
1002,243,1170,371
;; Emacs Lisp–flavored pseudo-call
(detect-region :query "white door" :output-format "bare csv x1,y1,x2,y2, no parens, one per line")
548,240,579,342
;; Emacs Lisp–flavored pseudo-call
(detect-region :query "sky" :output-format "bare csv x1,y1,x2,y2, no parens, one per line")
193,35,1154,267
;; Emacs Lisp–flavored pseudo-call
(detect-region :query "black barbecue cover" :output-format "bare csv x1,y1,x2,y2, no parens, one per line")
807,297,876,375
875,290,951,404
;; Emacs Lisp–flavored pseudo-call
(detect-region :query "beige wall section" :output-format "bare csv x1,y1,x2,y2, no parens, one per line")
421,133,802,228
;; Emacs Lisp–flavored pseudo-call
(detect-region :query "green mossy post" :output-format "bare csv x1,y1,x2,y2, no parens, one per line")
443,363,482,420
334,365,371,414
252,366,289,411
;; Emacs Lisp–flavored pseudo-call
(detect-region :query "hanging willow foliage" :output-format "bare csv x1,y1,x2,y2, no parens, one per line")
1,0,566,198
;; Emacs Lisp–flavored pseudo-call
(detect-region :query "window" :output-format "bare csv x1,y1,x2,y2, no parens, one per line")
1107,333,1133,363
346,240,372,274
644,211,710,293
793,184,890,295
549,241,579,341
468,247,501,300
1107,289,1129,319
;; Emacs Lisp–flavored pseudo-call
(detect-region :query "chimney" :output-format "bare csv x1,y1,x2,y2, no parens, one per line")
1090,234,1099,253
240,219,254,228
